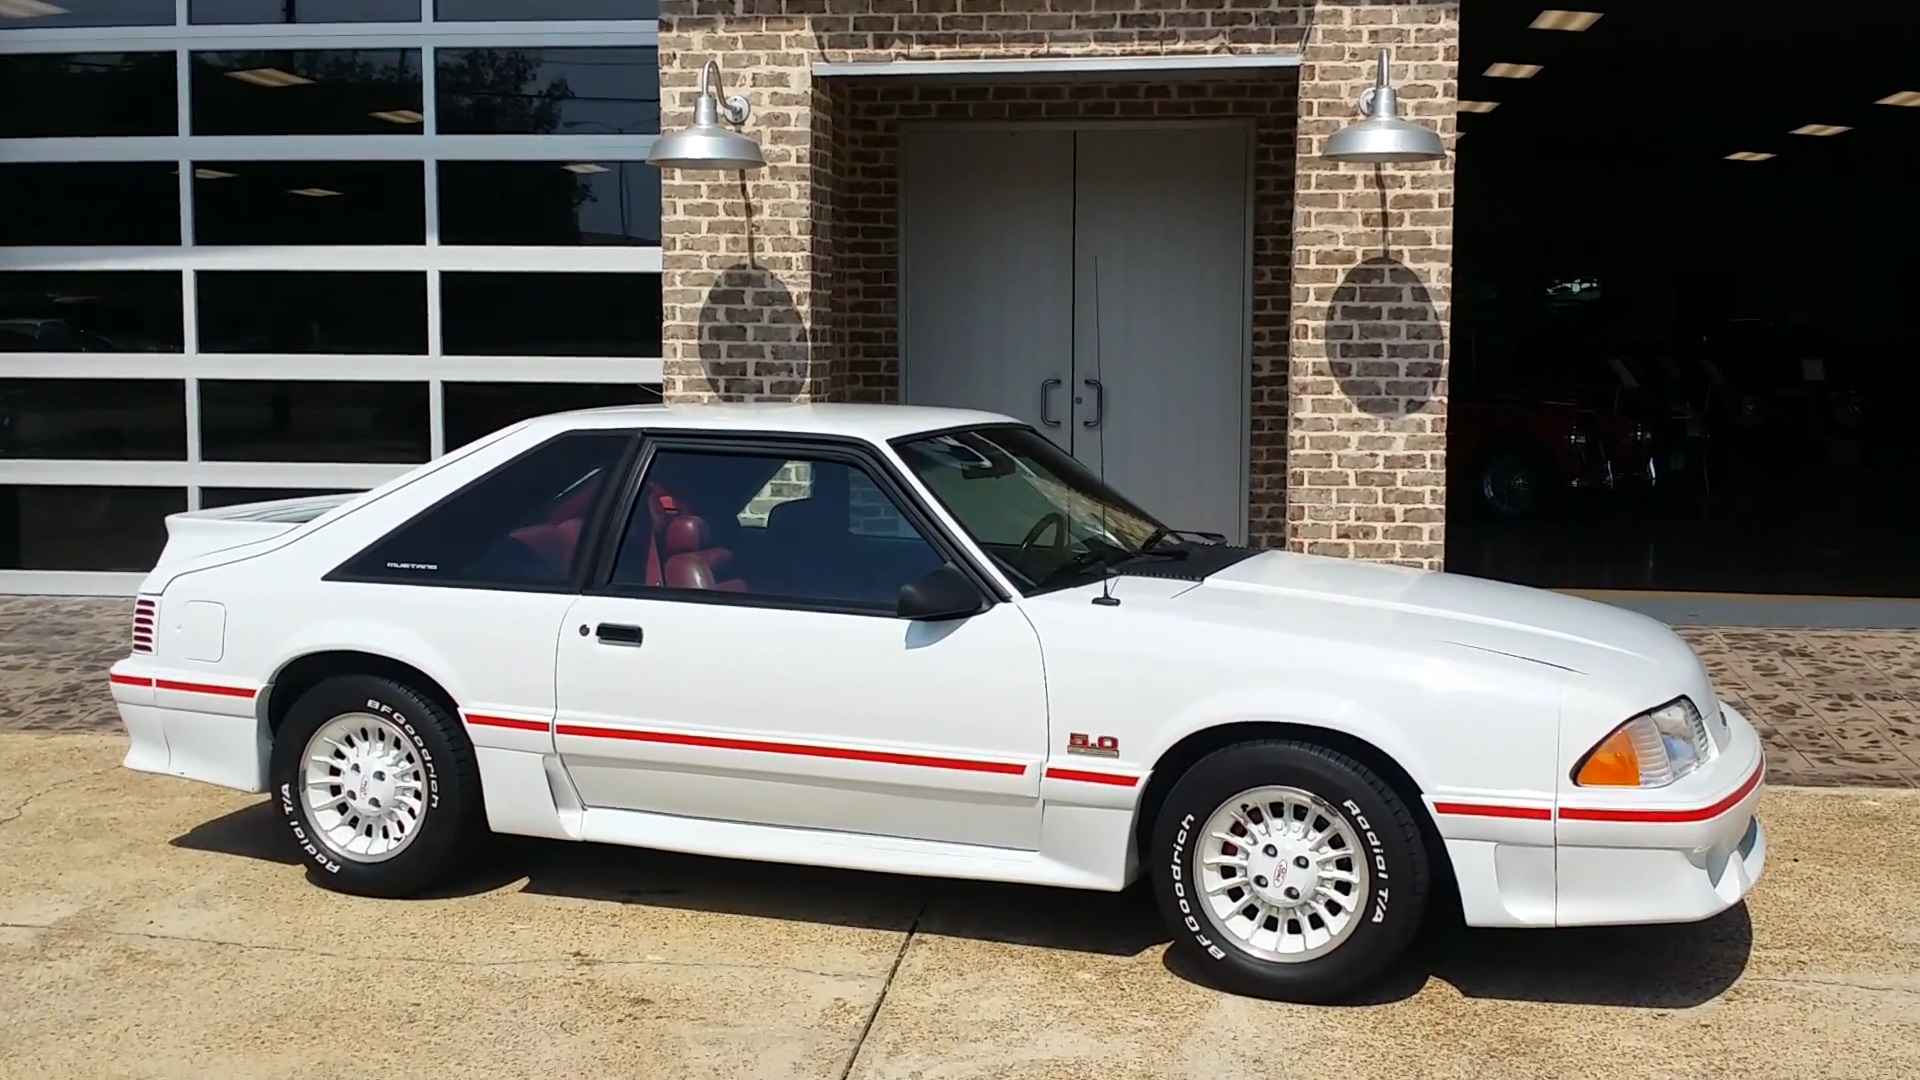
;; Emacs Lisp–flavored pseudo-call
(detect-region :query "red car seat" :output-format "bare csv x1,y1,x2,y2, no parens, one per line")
660,515,747,592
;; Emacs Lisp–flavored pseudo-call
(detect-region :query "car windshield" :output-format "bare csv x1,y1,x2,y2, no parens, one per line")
893,424,1175,593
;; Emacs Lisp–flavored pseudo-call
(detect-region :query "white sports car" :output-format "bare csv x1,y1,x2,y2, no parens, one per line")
109,403,1766,1002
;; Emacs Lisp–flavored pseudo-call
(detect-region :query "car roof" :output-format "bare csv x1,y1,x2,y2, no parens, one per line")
530,401,1020,442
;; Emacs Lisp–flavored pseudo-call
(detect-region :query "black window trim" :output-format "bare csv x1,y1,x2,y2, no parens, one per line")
582,430,1010,619
322,427,643,593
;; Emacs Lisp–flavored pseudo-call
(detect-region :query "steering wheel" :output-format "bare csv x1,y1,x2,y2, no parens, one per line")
1017,512,1071,563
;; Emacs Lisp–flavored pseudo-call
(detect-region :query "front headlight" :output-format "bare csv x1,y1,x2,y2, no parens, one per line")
1574,697,1713,787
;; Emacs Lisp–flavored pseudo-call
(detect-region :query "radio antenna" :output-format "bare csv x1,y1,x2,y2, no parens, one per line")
1091,254,1119,608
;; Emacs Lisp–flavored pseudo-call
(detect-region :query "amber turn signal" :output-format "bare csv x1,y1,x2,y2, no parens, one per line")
1576,726,1643,786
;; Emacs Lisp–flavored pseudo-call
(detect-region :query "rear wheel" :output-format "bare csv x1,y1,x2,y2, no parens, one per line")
269,674,484,898
1149,740,1431,1002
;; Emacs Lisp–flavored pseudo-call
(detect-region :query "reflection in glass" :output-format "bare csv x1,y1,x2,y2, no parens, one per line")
194,161,425,245
201,487,356,509
438,161,661,246
200,380,430,463
190,49,423,136
435,47,659,135
436,0,658,19
0,52,177,139
0,272,185,353
441,273,662,357
444,381,662,449
0,486,185,572
0,163,180,246
0,379,186,461
0,0,173,28
197,271,427,354
190,0,421,23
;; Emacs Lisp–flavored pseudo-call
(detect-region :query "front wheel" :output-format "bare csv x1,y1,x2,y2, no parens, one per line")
1149,740,1431,1002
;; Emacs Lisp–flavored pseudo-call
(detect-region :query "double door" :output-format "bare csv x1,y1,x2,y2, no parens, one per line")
901,123,1252,542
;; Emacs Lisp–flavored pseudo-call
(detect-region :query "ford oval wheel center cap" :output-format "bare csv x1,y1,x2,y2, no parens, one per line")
1245,839,1325,904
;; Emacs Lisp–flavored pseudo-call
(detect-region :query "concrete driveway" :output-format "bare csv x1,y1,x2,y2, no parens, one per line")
3,732,1918,1080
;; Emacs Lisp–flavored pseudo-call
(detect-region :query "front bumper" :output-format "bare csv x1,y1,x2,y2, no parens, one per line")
1553,703,1767,926
110,658,269,794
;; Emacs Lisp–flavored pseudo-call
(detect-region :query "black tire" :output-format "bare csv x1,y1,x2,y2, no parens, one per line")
269,674,485,899
1149,739,1430,1003
1474,448,1551,521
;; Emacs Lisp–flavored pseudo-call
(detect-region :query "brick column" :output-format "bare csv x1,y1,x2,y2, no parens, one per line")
1287,1,1458,568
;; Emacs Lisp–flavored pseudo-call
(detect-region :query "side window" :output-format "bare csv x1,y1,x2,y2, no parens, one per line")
608,448,947,610
336,431,631,589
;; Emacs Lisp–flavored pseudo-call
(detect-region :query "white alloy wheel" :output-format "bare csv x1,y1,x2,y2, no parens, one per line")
301,712,429,863
1195,785,1371,963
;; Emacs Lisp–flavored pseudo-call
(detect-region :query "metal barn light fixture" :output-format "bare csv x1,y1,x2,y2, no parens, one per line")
1322,49,1448,164
647,59,766,172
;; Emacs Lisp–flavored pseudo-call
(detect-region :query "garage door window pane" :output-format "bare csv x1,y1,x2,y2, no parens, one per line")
0,379,185,461
336,430,632,589
201,487,357,509
197,271,427,355
0,53,177,139
0,163,180,247
194,161,425,245
0,272,185,354
190,0,421,23
191,50,424,136
435,47,659,135
0,486,185,572
442,273,661,357
0,1,174,28
200,380,429,463
444,381,662,449
435,0,658,19
438,161,661,246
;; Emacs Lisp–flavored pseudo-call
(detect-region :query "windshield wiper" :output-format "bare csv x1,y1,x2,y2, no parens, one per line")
1034,542,1186,591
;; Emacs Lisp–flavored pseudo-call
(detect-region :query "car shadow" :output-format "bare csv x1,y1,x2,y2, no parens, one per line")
172,802,1752,1008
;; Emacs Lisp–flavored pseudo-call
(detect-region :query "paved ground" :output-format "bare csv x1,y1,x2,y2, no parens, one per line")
6,597,1920,787
2,732,1917,1079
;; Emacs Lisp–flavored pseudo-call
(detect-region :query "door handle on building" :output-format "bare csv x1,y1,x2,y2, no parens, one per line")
1040,378,1062,427
1081,378,1104,428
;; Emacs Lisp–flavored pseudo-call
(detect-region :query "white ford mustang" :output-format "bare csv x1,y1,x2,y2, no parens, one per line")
109,403,1766,1001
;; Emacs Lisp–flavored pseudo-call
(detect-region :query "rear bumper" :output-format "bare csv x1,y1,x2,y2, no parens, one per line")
110,659,268,794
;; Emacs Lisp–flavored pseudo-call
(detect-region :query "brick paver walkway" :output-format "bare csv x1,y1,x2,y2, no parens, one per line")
3,598,1916,787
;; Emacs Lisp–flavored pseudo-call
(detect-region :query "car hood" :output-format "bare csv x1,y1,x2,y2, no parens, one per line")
1178,550,1700,683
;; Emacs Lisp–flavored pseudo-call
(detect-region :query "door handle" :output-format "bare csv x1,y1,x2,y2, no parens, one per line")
1081,378,1104,428
1040,378,1062,427
595,623,644,647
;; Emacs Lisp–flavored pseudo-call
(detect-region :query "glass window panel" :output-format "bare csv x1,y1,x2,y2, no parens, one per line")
441,272,661,358
435,47,659,136
0,0,173,28
435,0,658,18
0,53,176,139
444,380,662,450
438,160,661,246
0,272,184,353
0,163,179,247
190,49,423,136
190,0,421,23
199,380,429,463
0,379,185,461
197,271,426,354
194,161,424,245
0,486,184,572
201,487,356,509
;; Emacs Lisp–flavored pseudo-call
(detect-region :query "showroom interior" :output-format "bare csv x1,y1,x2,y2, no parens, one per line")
1447,1,1920,605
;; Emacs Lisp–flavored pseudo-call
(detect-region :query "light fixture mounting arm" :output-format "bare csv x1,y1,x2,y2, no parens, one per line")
700,58,752,127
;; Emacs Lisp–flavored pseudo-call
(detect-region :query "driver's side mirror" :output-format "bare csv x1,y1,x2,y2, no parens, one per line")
897,563,986,621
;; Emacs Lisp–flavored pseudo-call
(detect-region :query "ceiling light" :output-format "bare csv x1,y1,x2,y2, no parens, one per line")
1530,9,1602,31
368,109,423,124
1484,62,1543,79
1724,152,1776,162
1790,124,1851,136
0,1,69,18
1459,100,1500,113
1876,90,1920,107
193,168,237,180
287,187,342,197
562,163,610,174
226,67,314,88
